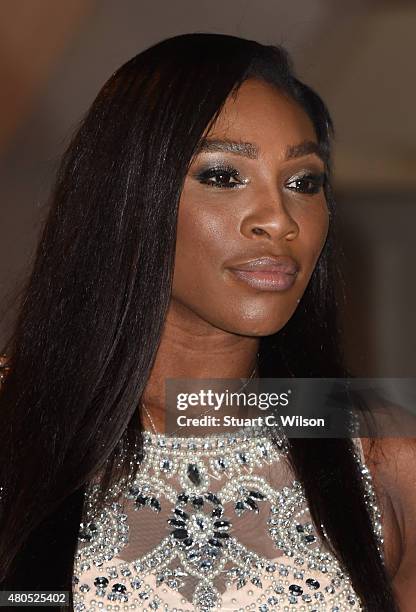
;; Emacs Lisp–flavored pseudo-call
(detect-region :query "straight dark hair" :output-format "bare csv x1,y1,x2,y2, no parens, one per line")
0,32,398,610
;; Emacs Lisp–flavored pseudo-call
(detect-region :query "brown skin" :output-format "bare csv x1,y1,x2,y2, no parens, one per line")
142,78,329,427
141,78,415,600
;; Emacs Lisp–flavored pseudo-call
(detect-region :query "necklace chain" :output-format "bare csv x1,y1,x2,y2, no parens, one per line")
142,402,157,434
141,354,259,434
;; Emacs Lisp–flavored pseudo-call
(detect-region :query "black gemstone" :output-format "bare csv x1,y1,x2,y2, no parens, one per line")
195,517,206,530
200,560,212,571
296,524,304,533
168,518,186,528
112,583,127,593
217,458,227,470
135,494,148,507
258,444,268,457
211,507,223,518
206,492,221,505
208,538,223,547
306,578,320,590
149,497,161,513
235,501,245,513
192,496,204,508
304,534,316,543
78,530,92,542
172,528,189,540
177,493,189,503
128,486,140,497
244,498,259,513
187,463,201,486
183,537,193,547
187,550,200,560
289,584,303,595
248,490,265,500
213,520,230,530
237,577,247,589
174,508,189,520
94,577,109,588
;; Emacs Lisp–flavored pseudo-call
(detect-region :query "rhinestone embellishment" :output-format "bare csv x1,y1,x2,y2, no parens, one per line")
73,431,383,611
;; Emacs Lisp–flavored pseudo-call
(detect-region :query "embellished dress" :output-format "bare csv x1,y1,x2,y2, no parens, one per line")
72,430,383,612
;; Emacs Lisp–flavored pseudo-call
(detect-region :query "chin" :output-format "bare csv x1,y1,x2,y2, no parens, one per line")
218,314,293,337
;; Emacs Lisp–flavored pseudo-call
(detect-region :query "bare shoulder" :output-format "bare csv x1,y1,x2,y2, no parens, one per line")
361,437,416,524
361,437,416,609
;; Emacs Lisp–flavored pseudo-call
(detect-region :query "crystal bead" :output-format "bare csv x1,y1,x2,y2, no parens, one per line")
172,529,188,540
149,497,161,513
192,496,204,508
187,464,201,485
289,584,303,596
73,431,378,612
177,493,189,503
305,578,320,590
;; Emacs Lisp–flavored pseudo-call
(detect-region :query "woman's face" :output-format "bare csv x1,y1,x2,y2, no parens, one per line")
171,78,329,336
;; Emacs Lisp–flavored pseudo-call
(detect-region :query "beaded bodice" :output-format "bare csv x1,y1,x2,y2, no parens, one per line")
72,431,383,612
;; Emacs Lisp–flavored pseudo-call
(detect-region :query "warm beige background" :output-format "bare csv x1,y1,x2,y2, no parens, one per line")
0,0,415,375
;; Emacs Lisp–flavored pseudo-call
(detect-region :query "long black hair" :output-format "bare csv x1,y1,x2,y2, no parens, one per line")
0,32,397,610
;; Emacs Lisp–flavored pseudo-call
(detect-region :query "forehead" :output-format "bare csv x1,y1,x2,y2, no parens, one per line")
206,78,318,156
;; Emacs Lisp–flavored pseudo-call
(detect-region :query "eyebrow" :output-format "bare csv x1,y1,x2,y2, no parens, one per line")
195,138,327,164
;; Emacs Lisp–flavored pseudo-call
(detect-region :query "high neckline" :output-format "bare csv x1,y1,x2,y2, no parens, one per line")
141,425,288,453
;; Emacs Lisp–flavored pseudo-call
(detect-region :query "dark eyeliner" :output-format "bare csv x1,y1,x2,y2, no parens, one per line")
286,171,326,195
194,163,244,189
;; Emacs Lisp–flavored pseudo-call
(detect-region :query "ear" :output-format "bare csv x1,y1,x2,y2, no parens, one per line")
0,354,10,389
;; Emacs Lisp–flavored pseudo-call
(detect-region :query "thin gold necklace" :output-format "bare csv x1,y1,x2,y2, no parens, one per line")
141,357,259,434
142,402,158,434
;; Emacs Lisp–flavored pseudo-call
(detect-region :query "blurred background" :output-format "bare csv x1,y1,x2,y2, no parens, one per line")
0,0,415,376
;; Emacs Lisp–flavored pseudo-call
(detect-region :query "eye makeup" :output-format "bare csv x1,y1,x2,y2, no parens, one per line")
192,161,326,195
193,163,248,189
285,171,326,195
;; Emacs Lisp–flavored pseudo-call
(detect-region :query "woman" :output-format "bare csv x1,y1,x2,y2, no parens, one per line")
0,32,413,611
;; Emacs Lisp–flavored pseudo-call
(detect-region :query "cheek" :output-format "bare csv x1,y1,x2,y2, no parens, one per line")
172,200,232,303
298,204,330,273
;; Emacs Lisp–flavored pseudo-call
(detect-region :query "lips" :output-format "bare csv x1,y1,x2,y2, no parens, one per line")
227,255,299,292
230,255,299,275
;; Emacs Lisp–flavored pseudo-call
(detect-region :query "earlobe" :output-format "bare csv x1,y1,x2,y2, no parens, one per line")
0,354,10,389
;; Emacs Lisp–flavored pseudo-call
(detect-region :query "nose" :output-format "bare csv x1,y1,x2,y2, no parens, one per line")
240,194,299,242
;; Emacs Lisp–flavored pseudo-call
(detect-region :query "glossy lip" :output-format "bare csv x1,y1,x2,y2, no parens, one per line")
227,255,299,292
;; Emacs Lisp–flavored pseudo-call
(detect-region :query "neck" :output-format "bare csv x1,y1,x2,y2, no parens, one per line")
141,304,260,433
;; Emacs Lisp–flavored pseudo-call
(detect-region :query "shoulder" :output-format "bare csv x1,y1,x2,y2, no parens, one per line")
362,437,416,534
361,437,416,609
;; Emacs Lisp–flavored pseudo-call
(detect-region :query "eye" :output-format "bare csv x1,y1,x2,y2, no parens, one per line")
286,172,326,195
194,164,245,189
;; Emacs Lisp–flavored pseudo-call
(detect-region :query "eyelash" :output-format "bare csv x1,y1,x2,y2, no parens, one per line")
195,164,326,195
